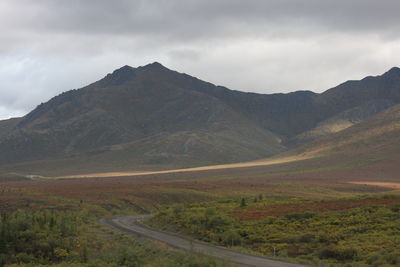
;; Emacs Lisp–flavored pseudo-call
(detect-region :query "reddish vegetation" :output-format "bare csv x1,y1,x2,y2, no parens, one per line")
1,178,279,204
1,152,399,212
1,169,395,206
233,197,400,221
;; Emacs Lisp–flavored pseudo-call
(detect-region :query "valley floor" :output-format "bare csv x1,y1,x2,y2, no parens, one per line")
1,151,400,266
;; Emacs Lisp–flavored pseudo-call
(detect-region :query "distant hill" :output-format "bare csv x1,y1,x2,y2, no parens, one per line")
0,63,399,175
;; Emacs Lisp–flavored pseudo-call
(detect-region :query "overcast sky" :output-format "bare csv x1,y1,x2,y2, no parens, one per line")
1,0,400,119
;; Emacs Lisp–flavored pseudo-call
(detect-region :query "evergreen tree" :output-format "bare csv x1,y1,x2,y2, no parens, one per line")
240,197,246,208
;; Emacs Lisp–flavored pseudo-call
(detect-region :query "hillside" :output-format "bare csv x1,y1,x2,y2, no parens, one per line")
0,117,22,139
0,63,285,173
292,104,400,159
286,99,394,147
0,63,400,175
38,104,400,179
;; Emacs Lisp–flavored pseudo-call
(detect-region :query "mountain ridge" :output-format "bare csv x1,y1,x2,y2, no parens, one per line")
0,63,399,175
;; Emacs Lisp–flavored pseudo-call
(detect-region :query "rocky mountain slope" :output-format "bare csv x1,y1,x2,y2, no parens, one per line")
0,63,399,174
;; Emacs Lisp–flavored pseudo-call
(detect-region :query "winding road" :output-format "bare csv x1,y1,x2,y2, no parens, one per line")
100,215,308,267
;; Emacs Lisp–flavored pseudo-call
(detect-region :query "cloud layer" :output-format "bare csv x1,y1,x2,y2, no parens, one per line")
1,0,400,119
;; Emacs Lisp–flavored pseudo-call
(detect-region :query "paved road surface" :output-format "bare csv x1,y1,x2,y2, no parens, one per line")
100,215,309,267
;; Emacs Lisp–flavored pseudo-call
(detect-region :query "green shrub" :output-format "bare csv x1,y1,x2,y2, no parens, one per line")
284,212,315,220
221,230,242,246
318,247,358,261
390,204,400,212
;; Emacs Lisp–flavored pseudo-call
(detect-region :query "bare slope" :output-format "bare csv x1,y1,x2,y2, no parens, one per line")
291,104,400,160
287,99,394,147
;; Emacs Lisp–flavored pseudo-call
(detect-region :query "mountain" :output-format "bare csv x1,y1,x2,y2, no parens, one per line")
0,63,399,175
0,63,285,173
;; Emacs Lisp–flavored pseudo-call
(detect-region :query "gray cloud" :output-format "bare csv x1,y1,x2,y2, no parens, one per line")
1,0,400,119
3,0,400,40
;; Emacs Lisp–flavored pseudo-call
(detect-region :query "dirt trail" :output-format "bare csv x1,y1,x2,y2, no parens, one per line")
58,155,311,179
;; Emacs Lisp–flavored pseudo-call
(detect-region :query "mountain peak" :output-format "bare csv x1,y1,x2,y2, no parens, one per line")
99,65,136,86
113,65,135,74
97,62,170,87
148,61,164,67
140,61,168,70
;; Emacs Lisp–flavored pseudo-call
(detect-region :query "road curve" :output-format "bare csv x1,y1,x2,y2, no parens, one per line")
100,215,308,267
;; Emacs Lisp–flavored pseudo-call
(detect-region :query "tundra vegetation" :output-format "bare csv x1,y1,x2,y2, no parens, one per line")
148,194,400,266
0,194,227,267
1,160,399,266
